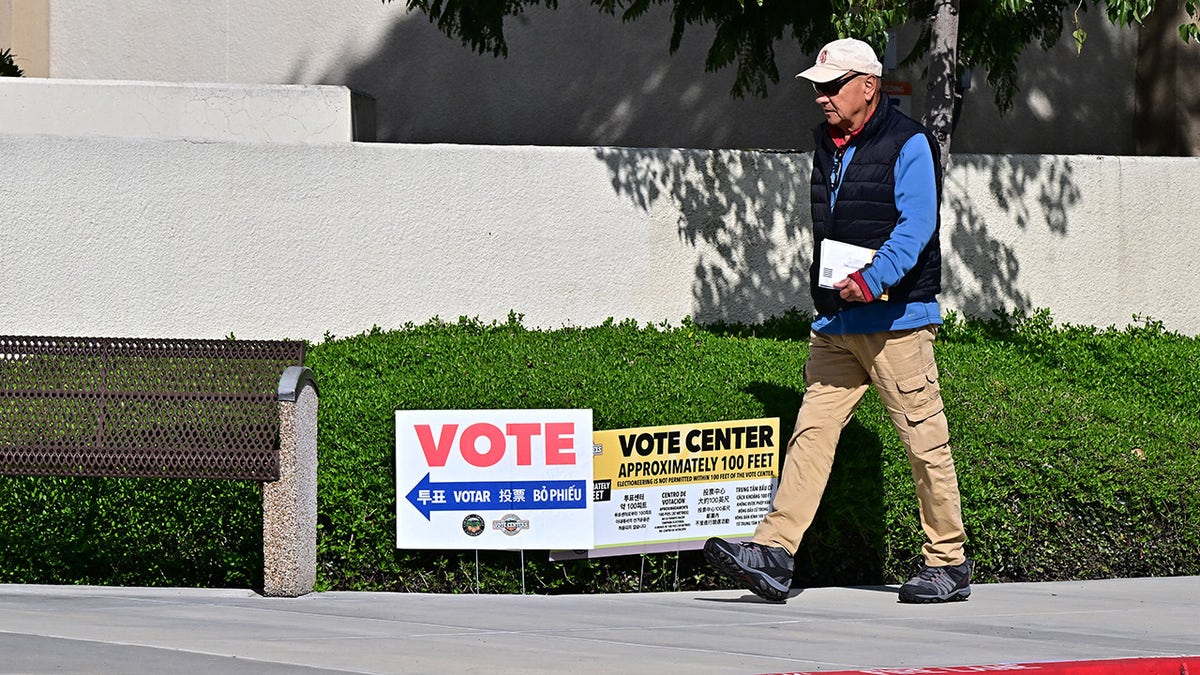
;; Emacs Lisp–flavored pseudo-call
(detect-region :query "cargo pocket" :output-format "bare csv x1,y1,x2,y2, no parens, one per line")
896,369,943,424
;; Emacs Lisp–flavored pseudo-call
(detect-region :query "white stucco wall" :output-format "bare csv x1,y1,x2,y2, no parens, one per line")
3,132,1197,341
39,1,1140,154
0,78,362,142
942,154,1198,330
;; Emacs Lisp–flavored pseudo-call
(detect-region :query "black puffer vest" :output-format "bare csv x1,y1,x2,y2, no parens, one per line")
809,99,943,318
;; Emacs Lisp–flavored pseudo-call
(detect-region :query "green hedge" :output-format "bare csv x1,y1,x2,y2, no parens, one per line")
1,309,1197,592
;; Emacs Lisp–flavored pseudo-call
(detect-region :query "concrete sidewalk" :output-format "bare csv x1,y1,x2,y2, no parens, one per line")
1,577,1197,674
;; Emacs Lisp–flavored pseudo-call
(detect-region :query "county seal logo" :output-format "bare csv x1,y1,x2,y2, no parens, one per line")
461,514,485,537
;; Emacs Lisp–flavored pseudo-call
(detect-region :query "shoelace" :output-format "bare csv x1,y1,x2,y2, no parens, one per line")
739,542,772,566
913,565,963,592
740,542,790,570
916,567,942,581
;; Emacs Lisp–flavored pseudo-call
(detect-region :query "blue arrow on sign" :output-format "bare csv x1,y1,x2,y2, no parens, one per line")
404,473,588,520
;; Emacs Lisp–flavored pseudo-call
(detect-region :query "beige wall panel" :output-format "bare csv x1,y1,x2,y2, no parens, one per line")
5,0,48,77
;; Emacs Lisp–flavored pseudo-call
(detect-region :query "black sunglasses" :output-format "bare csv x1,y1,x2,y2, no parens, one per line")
812,72,866,97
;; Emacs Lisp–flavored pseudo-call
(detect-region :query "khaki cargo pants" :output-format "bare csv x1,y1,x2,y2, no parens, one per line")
753,325,967,566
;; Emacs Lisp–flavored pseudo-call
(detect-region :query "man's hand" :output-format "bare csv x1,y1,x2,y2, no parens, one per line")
834,276,869,303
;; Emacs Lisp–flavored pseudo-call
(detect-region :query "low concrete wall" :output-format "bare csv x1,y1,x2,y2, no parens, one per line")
0,78,371,142
3,132,1196,339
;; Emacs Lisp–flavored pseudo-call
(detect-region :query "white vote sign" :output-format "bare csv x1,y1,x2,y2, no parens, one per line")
395,409,594,550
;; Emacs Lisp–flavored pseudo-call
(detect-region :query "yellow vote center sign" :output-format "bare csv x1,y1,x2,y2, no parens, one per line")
554,417,779,560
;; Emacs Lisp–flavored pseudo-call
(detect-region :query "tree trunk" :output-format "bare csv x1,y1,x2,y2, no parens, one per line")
923,0,960,170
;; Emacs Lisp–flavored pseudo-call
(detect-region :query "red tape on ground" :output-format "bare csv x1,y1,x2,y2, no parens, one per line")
763,655,1200,675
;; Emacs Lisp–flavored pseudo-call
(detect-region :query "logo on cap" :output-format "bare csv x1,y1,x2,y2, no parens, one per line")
818,49,828,64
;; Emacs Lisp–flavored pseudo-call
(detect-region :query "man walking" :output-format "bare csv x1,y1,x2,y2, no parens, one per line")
704,38,971,604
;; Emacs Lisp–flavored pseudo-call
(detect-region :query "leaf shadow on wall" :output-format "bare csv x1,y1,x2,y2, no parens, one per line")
593,146,1081,326
942,154,1081,320
592,147,812,326
319,4,1086,324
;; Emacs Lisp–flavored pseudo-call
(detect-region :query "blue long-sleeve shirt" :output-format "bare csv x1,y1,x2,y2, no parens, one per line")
812,133,942,334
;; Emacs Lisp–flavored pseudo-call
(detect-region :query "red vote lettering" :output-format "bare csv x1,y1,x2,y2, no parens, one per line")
415,423,457,467
506,423,540,465
460,423,506,467
414,421,577,467
544,422,575,465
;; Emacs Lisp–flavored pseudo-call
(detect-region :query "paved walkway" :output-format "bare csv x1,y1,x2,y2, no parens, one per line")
2,577,1197,674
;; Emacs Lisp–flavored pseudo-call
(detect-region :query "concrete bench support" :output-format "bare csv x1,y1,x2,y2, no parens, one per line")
264,366,319,597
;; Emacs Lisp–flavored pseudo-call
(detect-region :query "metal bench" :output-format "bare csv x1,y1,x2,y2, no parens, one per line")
0,335,318,597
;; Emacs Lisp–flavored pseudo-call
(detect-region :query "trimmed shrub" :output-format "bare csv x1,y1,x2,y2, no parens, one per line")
2,309,1197,592
0,476,261,587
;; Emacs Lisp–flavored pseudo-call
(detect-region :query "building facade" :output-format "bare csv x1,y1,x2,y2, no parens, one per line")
3,0,1197,154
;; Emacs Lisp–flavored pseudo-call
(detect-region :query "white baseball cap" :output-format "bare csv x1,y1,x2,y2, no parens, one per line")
796,38,883,83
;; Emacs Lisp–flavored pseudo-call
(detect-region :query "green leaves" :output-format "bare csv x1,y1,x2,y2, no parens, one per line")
829,0,906,47
4,310,1198,591
303,314,811,593
935,309,1200,582
0,477,261,587
392,0,1197,135
1182,0,1200,42
1104,0,1157,27
400,0,561,58
303,311,1200,591
0,48,23,78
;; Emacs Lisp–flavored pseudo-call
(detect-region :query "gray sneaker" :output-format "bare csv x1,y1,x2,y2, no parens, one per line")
704,538,794,602
898,560,973,603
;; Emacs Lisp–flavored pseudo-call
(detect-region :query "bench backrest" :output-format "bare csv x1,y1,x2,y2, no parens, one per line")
0,335,306,481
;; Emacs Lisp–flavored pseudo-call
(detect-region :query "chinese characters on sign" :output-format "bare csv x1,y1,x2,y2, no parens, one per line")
553,417,780,560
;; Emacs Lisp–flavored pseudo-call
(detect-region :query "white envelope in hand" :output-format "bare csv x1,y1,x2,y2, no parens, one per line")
818,239,889,300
